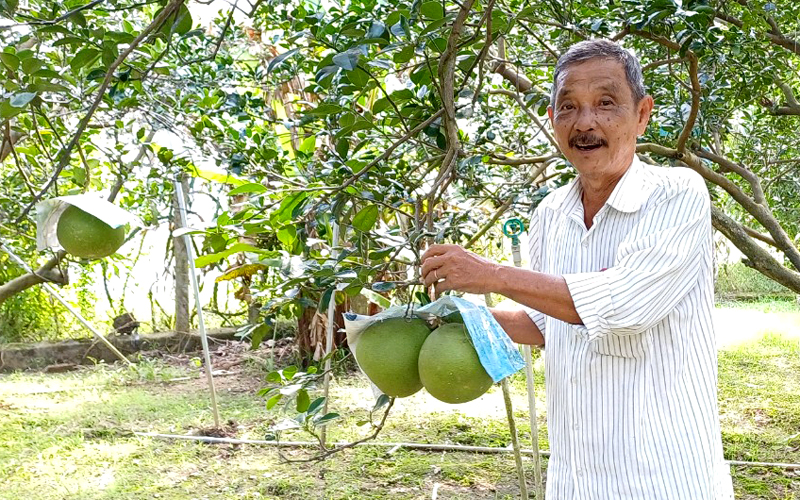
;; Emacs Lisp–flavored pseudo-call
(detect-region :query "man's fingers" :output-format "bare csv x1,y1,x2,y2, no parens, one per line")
420,255,444,277
421,244,458,261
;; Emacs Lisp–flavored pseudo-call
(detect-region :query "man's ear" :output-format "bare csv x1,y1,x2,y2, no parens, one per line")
637,95,654,135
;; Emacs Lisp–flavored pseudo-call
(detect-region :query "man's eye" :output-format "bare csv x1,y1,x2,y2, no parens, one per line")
561,104,574,111
600,100,614,106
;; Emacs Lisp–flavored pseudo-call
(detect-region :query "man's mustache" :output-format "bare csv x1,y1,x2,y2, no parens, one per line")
569,133,608,148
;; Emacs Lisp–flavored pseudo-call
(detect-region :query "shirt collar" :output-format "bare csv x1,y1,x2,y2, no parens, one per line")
604,156,650,213
557,155,650,215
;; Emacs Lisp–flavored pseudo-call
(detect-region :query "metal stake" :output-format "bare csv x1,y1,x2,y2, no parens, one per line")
174,175,220,428
320,221,340,445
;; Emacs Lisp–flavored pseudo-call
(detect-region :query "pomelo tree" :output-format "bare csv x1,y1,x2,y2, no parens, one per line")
0,0,798,351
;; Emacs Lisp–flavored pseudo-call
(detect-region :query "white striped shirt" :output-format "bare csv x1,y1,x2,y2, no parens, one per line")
527,157,734,500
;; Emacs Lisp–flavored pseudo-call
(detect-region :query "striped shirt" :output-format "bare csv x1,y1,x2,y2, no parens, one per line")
527,157,734,500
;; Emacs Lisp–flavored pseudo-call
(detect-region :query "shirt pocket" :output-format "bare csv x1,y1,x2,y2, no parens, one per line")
590,334,647,358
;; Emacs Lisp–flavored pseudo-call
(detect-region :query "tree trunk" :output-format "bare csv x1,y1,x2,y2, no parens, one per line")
173,175,190,334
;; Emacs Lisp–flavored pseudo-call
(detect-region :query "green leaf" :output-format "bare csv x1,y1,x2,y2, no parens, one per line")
313,412,340,427
307,397,326,415
0,0,18,16
367,21,387,38
0,100,23,119
266,393,282,410
105,31,136,43
228,182,267,196
332,49,360,71
9,92,36,107
372,281,396,292
373,394,391,411
266,371,282,383
283,365,298,380
20,57,44,74
277,225,297,247
194,243,264,268
102,41,119,67
335,137,349,158
162,4,193,35
352,205,379,232
250,323,271,349
315,65,339,84
267,47,300,74
0,52,19,71
346,68,370,88
360,288,392,309
298,135,316,154
53,36,86,47
70,48,101,72
307,103,344,115
420,1,444,20
295,388,310,412
272,191,309,223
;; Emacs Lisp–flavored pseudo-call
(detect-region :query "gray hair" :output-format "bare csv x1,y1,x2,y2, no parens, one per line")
550,39,646,106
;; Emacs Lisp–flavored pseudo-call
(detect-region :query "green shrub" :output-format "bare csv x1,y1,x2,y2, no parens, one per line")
715,262,793,297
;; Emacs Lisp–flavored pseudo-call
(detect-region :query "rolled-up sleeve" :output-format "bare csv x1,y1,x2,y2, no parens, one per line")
525,211,547,336
563,176,710,341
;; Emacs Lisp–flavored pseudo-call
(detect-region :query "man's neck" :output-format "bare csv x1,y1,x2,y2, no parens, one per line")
578,169,626,229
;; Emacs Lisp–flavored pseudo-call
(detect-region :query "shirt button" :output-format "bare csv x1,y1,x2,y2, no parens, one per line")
570,376,577,384
577,469,583,477
573,422,579,430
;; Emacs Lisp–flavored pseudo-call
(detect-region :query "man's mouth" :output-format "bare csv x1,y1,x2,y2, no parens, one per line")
569,134,607,152
574,143,603,152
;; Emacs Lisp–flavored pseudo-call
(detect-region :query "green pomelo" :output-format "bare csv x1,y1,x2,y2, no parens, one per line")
440,311,464,324
418,323,493,404
56,205,126,260
355,317,431,397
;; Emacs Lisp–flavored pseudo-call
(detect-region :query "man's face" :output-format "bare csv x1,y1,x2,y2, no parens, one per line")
548,59,653,181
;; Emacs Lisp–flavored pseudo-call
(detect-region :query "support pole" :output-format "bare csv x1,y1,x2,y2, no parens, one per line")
503,218,545,499
502,378,529,499
486,292,528,499
320,222,340,445
524,345,545,499
0,240,132,366
174,175,220,428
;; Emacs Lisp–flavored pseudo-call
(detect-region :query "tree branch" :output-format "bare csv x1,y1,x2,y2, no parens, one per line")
711,206,800,294
490,89,559,149
715,11,800,57
637,142,800,271
14,0,185,224
0,251,69,305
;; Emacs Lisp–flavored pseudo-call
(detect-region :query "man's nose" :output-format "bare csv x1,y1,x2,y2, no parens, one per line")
575,107,596,131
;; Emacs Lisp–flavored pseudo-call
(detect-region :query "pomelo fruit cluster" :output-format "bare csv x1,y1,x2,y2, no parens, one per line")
56,205,126,260
355,315,493,403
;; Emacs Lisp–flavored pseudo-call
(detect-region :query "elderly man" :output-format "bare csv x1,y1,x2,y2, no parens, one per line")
421,39,734,499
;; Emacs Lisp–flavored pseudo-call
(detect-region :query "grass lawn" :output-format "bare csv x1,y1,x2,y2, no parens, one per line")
1,303,799,499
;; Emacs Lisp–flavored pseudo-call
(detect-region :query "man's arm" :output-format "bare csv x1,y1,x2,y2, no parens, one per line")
490,308,545,346
420,244,582,325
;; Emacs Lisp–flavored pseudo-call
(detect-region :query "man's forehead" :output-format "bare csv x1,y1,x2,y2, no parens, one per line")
557,78,624,97
556,61,628,98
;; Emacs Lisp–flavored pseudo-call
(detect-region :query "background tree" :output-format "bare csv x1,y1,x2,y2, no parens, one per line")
1,0,798,354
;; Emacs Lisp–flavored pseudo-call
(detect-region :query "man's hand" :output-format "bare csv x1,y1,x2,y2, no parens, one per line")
421,244,500,295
